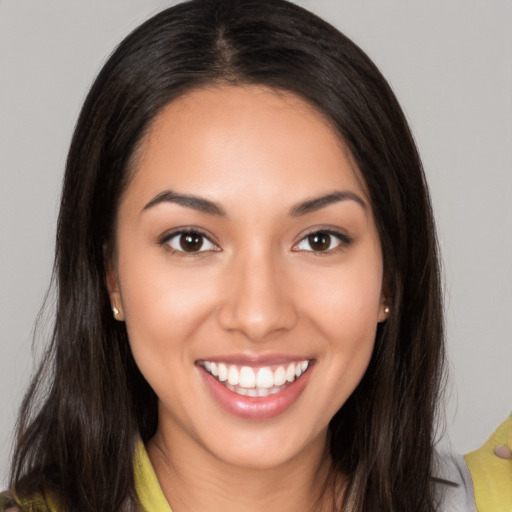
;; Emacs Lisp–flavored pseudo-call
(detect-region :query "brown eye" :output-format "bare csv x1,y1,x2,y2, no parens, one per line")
180,233,204,252
307,232,331,252
294,229,351,253
165,231,218,253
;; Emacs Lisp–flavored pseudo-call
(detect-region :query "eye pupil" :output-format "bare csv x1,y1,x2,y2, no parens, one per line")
180,233,203,252
308,232,330,251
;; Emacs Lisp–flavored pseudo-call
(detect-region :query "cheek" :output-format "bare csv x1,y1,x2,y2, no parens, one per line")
307,275,380,410
118,261,222,410
117,250,220,360
297,259,383,340
293,251,382,391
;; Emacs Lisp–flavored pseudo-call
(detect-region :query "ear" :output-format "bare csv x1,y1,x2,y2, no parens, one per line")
377,279,391,323
377,298,390,323
105,252,125,322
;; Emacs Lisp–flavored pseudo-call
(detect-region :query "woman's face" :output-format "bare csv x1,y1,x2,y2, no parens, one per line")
108,85,387,469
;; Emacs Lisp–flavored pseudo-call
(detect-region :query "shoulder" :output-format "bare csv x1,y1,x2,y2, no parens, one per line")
0,491,18,512
465,414,512,512
433,452,477,512
0,495,20,511
1,490,56,512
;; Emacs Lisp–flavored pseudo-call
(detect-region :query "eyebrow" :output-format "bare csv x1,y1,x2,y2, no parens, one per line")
142,189,366,217
143,190,226,216
289,190,367,216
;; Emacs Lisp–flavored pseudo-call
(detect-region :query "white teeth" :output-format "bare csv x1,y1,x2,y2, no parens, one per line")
286,364,295,382
256,367,274,388
202,359,310,396
237,386,248,396
227,365,239,385
239,366,256,388
274,366,286,386
218,363,228,382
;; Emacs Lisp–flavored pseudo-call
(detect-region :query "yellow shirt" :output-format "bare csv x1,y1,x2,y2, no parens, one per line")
465,414,512,512
134,441,173,512
1,442,172,512
133,441,477,512
3,438,491,511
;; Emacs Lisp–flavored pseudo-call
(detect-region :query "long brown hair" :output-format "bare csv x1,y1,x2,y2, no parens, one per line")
5,1,445,510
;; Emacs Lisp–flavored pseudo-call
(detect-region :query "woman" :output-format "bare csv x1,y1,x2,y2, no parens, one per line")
1,0,461,510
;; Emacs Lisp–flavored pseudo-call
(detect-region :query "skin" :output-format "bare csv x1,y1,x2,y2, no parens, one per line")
494,445,511,458
107,85,388,512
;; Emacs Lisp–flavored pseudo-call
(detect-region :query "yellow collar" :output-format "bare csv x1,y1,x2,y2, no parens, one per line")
134,441,173,512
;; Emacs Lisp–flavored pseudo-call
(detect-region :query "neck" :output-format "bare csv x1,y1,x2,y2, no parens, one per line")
147,424,344,512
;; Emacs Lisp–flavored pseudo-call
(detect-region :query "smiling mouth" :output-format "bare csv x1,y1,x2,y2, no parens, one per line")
198,360,310,397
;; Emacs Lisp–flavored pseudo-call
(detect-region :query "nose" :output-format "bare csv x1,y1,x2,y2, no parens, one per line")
217,249,298,342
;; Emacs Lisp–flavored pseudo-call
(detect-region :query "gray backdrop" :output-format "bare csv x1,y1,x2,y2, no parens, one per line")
1,0,511,487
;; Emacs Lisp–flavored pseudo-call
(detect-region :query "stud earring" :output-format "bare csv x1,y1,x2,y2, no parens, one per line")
384,305,390,314
112,306,120,318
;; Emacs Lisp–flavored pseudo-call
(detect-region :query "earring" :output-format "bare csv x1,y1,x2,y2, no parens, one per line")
384,305,390,314
112,306,120,318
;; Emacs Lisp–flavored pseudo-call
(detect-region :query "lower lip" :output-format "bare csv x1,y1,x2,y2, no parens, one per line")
199,365,312,420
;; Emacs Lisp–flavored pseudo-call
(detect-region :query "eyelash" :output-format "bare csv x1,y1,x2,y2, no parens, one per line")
159,227,352,255
159,228,220,256
293,228,353,254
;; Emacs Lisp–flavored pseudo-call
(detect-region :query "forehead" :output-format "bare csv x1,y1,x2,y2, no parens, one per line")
126,84,369,212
